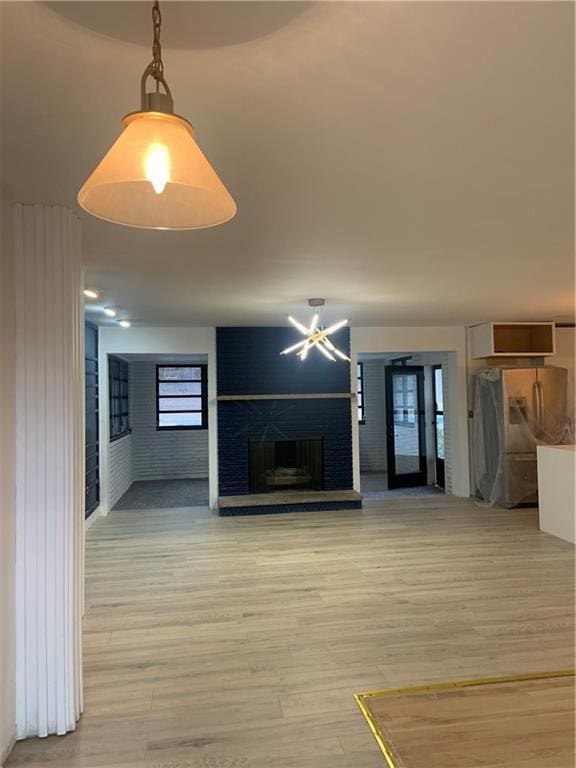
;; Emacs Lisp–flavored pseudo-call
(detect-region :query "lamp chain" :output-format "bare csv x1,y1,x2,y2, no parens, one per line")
151,1,164,87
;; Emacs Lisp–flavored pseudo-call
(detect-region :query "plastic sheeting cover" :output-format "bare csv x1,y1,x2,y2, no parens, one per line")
473,367,571,507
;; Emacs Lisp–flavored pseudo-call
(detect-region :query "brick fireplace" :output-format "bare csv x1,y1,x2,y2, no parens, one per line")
216,327,361,515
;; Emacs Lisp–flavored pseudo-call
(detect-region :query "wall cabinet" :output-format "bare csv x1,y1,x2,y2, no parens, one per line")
469,322,556,359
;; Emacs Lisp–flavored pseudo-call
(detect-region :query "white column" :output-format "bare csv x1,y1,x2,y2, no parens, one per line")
13,204,83,739
207,328,219,510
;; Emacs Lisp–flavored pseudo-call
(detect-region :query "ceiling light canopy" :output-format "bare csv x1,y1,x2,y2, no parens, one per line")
281,299,350,362
83,288,99,299
77,1,236,230
104,307,117,317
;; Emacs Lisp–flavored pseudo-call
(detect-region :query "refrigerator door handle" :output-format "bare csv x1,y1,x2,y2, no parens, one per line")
538,381,545,433
533,381,542,431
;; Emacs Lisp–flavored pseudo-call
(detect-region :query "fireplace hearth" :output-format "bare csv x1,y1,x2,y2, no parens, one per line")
249,438,323,494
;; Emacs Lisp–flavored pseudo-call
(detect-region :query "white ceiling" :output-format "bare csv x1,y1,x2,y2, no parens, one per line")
1,1,574,327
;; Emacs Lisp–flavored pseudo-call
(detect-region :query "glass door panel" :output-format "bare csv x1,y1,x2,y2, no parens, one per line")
385,366,427,489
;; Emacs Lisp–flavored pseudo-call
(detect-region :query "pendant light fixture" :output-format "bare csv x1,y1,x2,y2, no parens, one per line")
281,299,351,362
77,1,236,230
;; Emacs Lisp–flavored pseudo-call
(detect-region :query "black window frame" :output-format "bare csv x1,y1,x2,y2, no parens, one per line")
108,355,131,442
357,361,365,424
156,364,208,431
85,321,100,518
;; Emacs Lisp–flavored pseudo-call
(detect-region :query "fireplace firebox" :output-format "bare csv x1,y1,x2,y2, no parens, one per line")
249,438,323,494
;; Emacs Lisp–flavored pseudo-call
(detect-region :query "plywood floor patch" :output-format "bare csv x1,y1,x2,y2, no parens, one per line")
356,671,576,768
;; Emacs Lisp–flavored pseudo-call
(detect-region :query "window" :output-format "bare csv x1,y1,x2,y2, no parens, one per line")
156,365,208,430
357,362,365,424
109,356,130,441
392,373,417,427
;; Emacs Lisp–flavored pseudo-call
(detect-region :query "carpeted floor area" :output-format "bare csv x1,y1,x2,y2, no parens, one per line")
113,478,209,510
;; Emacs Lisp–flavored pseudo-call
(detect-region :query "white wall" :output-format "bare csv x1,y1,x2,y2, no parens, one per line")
130,361,209,482
99,328,218,511
0,189,16,763
351,327,470,497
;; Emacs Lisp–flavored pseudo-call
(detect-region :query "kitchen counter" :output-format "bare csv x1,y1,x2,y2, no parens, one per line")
537,445,576,544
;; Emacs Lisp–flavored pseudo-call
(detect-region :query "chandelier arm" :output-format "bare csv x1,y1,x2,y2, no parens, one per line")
320,336,349,360
308,313,319,334
323,337,336,350
328,345,351,362
317,343,336,362
287,316,311,336
323,318,349,336
299,343,311,361
281,338,310,355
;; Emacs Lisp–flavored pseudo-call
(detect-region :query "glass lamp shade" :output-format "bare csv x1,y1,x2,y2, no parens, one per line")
77,111,237,230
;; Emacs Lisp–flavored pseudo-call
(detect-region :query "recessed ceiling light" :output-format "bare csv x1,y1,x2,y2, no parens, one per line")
83,289,99,299
104,308,117,317
118,320,131,328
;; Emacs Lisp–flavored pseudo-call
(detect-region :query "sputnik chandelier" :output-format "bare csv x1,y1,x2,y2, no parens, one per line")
281,299,350,362
77,1,236,230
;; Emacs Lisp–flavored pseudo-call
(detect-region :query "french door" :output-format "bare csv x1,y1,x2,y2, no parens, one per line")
433,365,445,489
385,366,427,489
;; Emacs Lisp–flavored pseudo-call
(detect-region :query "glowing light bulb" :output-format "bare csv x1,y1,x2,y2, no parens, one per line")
144,143,170,194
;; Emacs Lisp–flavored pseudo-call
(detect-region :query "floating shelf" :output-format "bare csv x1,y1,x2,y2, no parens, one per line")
217,393,355,401
469,322,556,359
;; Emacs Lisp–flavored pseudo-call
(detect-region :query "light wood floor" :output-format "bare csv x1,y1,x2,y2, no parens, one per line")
361,674,575,768
7,496,575,767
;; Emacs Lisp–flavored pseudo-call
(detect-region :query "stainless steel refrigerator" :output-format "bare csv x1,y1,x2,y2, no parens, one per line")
473,366,568,506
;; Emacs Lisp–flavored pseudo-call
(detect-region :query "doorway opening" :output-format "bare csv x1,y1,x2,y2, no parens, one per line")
107,353,210,511
358,352,447,497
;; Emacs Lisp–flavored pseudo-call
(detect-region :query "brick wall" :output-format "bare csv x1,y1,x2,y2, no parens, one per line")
217,327,353,498
359,359,387,471
217,327,350,395
109,434,132,508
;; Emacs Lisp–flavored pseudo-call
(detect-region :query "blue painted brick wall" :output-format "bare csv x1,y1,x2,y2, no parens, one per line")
216,327,354,497
216,327,350,395
218,398,353,495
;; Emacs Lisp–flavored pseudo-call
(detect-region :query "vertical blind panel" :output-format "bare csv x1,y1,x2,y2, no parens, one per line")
14,204,83,739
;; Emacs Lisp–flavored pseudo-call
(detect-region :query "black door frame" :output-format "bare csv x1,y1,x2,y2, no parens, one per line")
432,364,445,489
385,365,427,489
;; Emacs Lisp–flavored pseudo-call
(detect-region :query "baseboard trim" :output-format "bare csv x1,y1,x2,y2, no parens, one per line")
84,504,103,530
